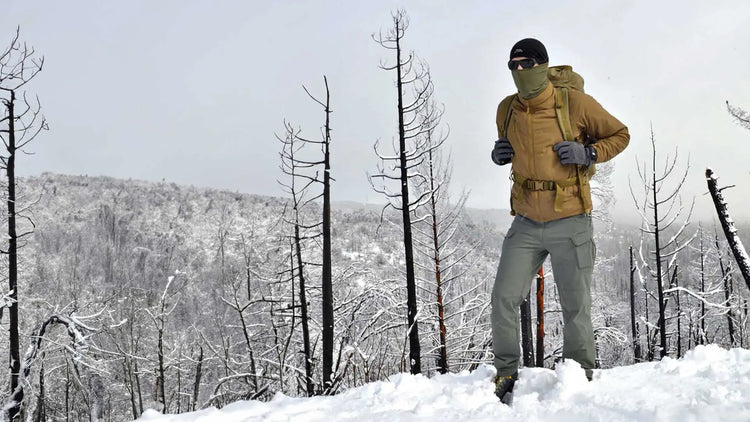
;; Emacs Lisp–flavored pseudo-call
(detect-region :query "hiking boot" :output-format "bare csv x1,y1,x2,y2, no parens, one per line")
494,372,517,401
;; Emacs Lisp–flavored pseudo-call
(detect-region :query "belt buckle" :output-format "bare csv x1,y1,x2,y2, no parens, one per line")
523,179,555,191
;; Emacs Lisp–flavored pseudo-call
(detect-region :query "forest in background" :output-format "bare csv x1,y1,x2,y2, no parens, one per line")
0,172,746,421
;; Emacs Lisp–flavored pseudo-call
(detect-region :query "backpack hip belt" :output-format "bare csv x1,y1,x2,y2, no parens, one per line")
512,171,584,213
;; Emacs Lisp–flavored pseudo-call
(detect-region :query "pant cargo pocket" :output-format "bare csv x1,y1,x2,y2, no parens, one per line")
571,231,594,269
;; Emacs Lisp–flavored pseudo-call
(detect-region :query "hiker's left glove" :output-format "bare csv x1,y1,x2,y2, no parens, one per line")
553,141,597,166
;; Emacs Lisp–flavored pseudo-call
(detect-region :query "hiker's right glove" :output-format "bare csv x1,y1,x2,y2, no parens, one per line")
553,141,596,166
491,138,514,166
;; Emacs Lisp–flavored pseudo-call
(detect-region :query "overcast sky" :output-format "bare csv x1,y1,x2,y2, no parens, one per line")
3,0,750,224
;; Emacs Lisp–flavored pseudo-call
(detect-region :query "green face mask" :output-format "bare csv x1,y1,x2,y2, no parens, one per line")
511,63,549,99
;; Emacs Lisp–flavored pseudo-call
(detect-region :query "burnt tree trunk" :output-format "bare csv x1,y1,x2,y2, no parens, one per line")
191,347,203,411
706,168,750,290
320,77,334,393
156,303,167,412
652,155,667,358
394,19,421,375
430,180,448,374
372,10,434,375
629,246,642,362
424,119,448,374
278,122,316,395
520,292,534,367
716,234,736,346
699,230,707,345
0,33,45,420
645,285,653,361
32,362,45,422
5,90,21,421
674,265,682,357
294,225,314,396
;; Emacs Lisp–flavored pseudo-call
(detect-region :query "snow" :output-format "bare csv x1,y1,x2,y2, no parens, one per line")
730,229,750,274
134,344,750,422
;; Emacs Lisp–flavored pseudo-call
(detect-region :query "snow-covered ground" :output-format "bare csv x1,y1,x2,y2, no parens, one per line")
135,344,750,422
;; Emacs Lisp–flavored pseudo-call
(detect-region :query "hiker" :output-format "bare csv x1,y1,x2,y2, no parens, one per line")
490,38,629,401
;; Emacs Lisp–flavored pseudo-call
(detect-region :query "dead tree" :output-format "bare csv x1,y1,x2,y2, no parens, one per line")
412,100,450,373
370,10,437,374
673,264,683,357
299,78,335,393
3,313,98,422
275,76,338,394
715,233,737,346
629,246,642,362
706,168,750,290
408,96,478,374
726,101,750,130
629,125,694,358
698,226,707,345
145,272,186,413
520,292,534,367
219,269,264,401
0,28,46,421
277,122,316,396
191,346,203,412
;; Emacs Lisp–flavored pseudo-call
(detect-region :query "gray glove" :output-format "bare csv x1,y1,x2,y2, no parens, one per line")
553,141,596,166
491,138,514,166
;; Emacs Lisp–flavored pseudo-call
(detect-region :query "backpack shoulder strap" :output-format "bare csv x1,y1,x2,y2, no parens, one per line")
496,94,517,138
554,86,595,213
553,87,575,143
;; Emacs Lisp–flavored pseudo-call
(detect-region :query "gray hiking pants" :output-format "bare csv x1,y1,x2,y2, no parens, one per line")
491,213,596,376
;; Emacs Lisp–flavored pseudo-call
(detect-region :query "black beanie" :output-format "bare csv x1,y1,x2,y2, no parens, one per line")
509,38,548,64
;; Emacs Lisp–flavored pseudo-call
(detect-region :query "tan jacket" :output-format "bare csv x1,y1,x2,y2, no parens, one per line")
497,82,629,222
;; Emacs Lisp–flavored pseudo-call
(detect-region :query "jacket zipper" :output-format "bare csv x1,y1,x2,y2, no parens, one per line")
526,104,539,216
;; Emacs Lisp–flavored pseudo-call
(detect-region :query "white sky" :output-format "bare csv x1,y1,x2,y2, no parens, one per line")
3,0,750,224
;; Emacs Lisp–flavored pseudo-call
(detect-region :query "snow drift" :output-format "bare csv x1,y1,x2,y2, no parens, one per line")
134,344,750,422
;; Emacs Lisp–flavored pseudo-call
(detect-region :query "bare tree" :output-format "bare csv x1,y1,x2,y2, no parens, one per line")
629,125,694,358
411,100,450,373
673,264,683,357
299,78,335,393
145,271,186,413
406,96,481,374
3,312,99,422
629,246,642,362
697,225,708,345
370,9,439,375
0,28,46,421
520,292,534,367
714,234,737,346
726,101,750,130
277,122,316,396
274,76,338,394
706,168,750,290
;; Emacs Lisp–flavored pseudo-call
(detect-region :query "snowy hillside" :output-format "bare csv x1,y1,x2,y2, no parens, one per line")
135,345,750,422
8,173,750,421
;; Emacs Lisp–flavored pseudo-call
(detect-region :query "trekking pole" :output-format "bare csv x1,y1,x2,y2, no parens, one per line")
535,266,545,367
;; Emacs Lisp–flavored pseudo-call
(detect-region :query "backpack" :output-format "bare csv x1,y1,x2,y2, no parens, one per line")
495,65,595,213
